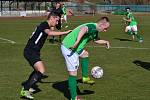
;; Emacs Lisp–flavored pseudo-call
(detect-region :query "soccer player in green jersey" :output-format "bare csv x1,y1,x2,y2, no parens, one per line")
61,3,68,28
123,7,143,42
61,17,110,100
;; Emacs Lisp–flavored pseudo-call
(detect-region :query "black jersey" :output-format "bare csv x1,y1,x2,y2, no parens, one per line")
25,21,50,52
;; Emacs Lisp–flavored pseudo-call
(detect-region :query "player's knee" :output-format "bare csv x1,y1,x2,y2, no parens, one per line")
80,50,89,58
34,61,45,74
69,71,77,76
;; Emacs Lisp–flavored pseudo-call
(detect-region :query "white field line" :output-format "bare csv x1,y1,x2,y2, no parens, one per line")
0,37,16,44
86,45,150,50
0,42,149,50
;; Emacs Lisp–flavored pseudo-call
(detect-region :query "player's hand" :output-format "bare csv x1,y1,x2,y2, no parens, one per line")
69,46,74,50
66,30,72,34
105,41,110,49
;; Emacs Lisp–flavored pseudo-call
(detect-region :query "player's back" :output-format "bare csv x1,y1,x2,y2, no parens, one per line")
25,21,49,52
62,23,98,53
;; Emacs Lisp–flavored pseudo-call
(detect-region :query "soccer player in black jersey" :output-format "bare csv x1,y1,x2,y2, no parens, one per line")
20,12,71,99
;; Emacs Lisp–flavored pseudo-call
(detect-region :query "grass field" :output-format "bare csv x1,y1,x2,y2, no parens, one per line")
0,14,150,100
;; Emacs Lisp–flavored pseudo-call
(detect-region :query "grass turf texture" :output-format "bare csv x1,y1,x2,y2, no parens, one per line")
0,14,150,100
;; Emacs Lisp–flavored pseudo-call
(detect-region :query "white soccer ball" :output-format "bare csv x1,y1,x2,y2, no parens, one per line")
91,66,103,78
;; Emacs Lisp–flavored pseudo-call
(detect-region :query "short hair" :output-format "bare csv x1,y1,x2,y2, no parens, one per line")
97,17,109,23
47,12,59,19
126,7,130,10
126,7,131,12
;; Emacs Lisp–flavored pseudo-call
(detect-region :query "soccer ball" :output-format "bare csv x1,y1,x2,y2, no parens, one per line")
91,66,103,78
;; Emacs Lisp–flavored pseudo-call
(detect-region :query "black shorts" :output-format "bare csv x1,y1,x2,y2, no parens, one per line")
24,48,41,67
56,19,61,30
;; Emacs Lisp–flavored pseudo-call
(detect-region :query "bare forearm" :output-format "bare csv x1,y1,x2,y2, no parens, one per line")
45,29,71,36
49,31,67,35
94,40,110,49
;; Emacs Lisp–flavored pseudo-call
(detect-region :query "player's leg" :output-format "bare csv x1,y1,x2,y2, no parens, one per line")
79,50,95,85
23,61,45,90
125,26,133,36
21,50,45,99
56,19,62,42
21,61,45,99
125,26,136,40
131,25,143,42
64,15,67,23
64,15,68,28
61,45,80,100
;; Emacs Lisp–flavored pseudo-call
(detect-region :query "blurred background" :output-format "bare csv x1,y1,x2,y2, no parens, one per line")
0,0,150,17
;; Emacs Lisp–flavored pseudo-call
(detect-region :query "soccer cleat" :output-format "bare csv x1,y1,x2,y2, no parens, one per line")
82,77,95,85
29,88,36,93
20,88,34,99
138,39,143,43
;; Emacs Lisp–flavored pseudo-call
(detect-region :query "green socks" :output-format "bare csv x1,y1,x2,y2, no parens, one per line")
127,30,133,35
127,31,143,42
68,75,77,100
135,34,143,41
81,57,89,78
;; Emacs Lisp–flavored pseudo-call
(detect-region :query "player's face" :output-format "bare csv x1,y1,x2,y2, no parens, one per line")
56,3,61,8
97,22,110,32
50,16,59,26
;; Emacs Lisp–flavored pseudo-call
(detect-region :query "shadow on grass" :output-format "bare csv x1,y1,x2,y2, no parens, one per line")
133,60,150,71
114,38,132,41
52,79,95,100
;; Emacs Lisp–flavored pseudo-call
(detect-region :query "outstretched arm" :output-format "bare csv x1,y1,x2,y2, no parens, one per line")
70,26,88,49
44,29,72,36
94,39,110,49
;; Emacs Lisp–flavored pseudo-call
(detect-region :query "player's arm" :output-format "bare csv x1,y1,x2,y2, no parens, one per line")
70,26,88,49
94,39,110,49
123,17,131,22
44,29,72,36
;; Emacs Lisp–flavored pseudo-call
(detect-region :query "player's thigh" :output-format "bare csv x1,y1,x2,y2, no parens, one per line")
61,45,79,73
125,26,131,32
24,49,43,72
64,15,67,21
131,25,138,32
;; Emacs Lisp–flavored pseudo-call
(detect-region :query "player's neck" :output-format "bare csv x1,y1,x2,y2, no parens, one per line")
96,23,101,32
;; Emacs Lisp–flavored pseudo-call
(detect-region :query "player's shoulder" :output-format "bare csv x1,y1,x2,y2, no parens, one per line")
83,23,98,33
84,23,96,29
37,21,49,31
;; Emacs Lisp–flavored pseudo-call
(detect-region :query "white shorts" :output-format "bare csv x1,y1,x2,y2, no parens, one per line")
61,45,79,71
126,25,138,32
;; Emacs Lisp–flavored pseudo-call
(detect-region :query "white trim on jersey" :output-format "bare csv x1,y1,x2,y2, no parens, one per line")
35,32,43,44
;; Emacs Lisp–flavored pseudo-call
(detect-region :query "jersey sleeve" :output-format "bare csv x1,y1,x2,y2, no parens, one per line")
93,32,100,41
38,22,50,35
86,24,100,41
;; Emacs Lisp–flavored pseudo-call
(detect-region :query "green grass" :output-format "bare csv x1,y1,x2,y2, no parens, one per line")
0,14,150,100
